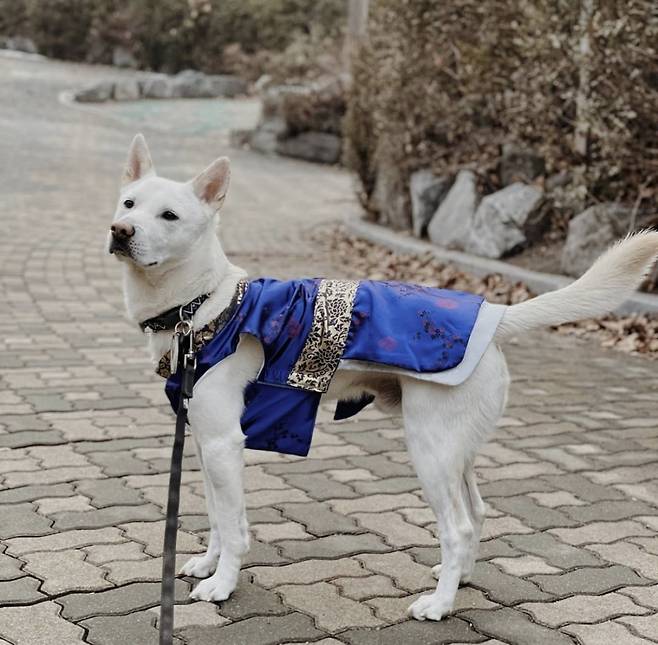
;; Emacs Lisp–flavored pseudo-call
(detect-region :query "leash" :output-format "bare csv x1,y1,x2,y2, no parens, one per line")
159,318,196,645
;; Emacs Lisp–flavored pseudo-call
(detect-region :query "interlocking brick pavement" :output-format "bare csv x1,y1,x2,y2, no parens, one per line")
0,53,657,644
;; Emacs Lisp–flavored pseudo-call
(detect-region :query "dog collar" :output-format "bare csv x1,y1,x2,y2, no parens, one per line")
140,293,211,333
155,279,249,378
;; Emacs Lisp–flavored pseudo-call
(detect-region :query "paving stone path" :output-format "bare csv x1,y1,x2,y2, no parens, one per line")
0,53,657,645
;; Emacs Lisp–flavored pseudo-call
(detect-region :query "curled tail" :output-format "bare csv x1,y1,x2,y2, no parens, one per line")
494,230,658,342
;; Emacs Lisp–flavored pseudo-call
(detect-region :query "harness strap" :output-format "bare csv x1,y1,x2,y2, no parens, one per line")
159,330,195,645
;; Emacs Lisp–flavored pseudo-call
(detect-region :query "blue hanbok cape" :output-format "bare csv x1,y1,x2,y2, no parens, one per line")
163,278,505,456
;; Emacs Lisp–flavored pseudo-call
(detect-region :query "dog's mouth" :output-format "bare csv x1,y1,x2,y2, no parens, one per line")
109,238,131,258
108,242,159,268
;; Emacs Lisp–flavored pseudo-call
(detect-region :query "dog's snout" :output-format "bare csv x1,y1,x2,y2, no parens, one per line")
111,221,135,240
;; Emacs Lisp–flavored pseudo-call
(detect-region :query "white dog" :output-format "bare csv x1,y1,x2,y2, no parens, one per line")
109,134,658,622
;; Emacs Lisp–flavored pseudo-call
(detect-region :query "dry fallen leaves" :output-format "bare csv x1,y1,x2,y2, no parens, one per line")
327,227,657,359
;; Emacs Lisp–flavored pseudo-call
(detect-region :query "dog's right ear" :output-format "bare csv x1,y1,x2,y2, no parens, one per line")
122,134,155,186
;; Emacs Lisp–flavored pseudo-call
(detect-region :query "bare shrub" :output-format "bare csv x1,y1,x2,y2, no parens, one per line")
344,0,658,227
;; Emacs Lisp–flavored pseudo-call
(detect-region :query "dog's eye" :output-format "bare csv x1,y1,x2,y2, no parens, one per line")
161,210,179,221
123,199,134,209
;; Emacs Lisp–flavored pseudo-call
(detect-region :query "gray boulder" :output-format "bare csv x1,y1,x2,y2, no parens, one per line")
249,117,288,154
409,170,450,238
208,75,247,98
1,36,38,54
141,76,174,99
171,70,215,98
74,81,115,103
230,129,254,148
113,79,141,101
170,71,246,98
276,132,342,164
561,203,632,277
545,170,570,192
428,169,478,249
465,183,545,258
254,74,273,92
499,143,545,186
261,84,307,118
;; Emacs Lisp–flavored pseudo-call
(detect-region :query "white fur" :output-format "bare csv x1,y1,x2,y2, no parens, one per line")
111,134,658,621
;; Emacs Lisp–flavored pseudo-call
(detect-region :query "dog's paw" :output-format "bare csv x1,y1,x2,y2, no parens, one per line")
189,575,236,603
431,564,441,580
179,554,218,578
407,593,452,621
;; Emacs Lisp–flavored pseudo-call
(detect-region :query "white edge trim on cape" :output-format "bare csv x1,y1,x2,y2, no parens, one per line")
338,302,507,386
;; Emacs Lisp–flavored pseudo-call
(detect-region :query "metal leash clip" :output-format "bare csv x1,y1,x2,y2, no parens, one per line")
169,314,194,376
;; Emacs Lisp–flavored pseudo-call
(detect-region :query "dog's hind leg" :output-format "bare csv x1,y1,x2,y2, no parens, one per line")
403,345,508,621
430,465,484,584
402,394,474,621
460,465,486,582
179,436,222,578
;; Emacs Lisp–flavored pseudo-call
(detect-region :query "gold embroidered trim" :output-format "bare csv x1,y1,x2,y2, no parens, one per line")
155,279,249,379
287,279,359,393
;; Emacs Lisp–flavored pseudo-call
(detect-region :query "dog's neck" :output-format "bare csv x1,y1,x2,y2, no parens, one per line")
123,232,245,325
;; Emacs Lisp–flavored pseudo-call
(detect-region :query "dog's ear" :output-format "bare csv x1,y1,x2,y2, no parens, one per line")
190,157,230,211
122,133,155,186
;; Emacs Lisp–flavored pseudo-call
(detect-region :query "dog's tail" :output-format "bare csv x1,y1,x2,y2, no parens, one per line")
494,230,658,342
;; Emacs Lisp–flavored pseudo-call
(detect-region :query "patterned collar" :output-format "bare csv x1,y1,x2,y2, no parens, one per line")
155,279,249,379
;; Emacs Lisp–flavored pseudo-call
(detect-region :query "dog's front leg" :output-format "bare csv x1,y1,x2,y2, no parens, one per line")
189,430,248,602
184,346,258,603
179,436,222,578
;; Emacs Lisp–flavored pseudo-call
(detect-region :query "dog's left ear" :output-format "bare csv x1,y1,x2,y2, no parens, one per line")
190,157,231,211
122,133,155,186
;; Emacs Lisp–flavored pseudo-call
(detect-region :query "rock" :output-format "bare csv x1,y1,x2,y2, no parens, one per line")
545,170,571,192
113,79,141,101
141,76,174,99
276,132,342,164
170,70,246,98
230,129,254,148
648,262,658,292
249,117,288,154
74,81,115,103
281,79,345,136
171,70,215,98
112,46,138,69
72,70,246,103
254,74,273,92
261,85,306,119
1,36,38,54
499,143,545,186
465,183,545,258
428,170,478,249
561,203,633,277
409,170,450,238
208,75,247,97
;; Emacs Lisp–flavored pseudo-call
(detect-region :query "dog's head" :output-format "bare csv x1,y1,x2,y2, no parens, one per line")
108,134,230,269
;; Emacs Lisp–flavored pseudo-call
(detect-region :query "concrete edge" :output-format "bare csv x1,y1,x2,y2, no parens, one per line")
345,217,658,315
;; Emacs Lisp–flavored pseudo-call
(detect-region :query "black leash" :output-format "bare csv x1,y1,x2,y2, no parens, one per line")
159,319,197,645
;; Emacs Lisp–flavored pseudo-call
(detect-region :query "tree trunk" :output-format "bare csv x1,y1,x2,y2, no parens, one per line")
343,0,369,71
574,0,595,157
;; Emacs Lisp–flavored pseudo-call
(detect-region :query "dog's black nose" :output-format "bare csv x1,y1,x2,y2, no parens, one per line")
111,221,135,240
